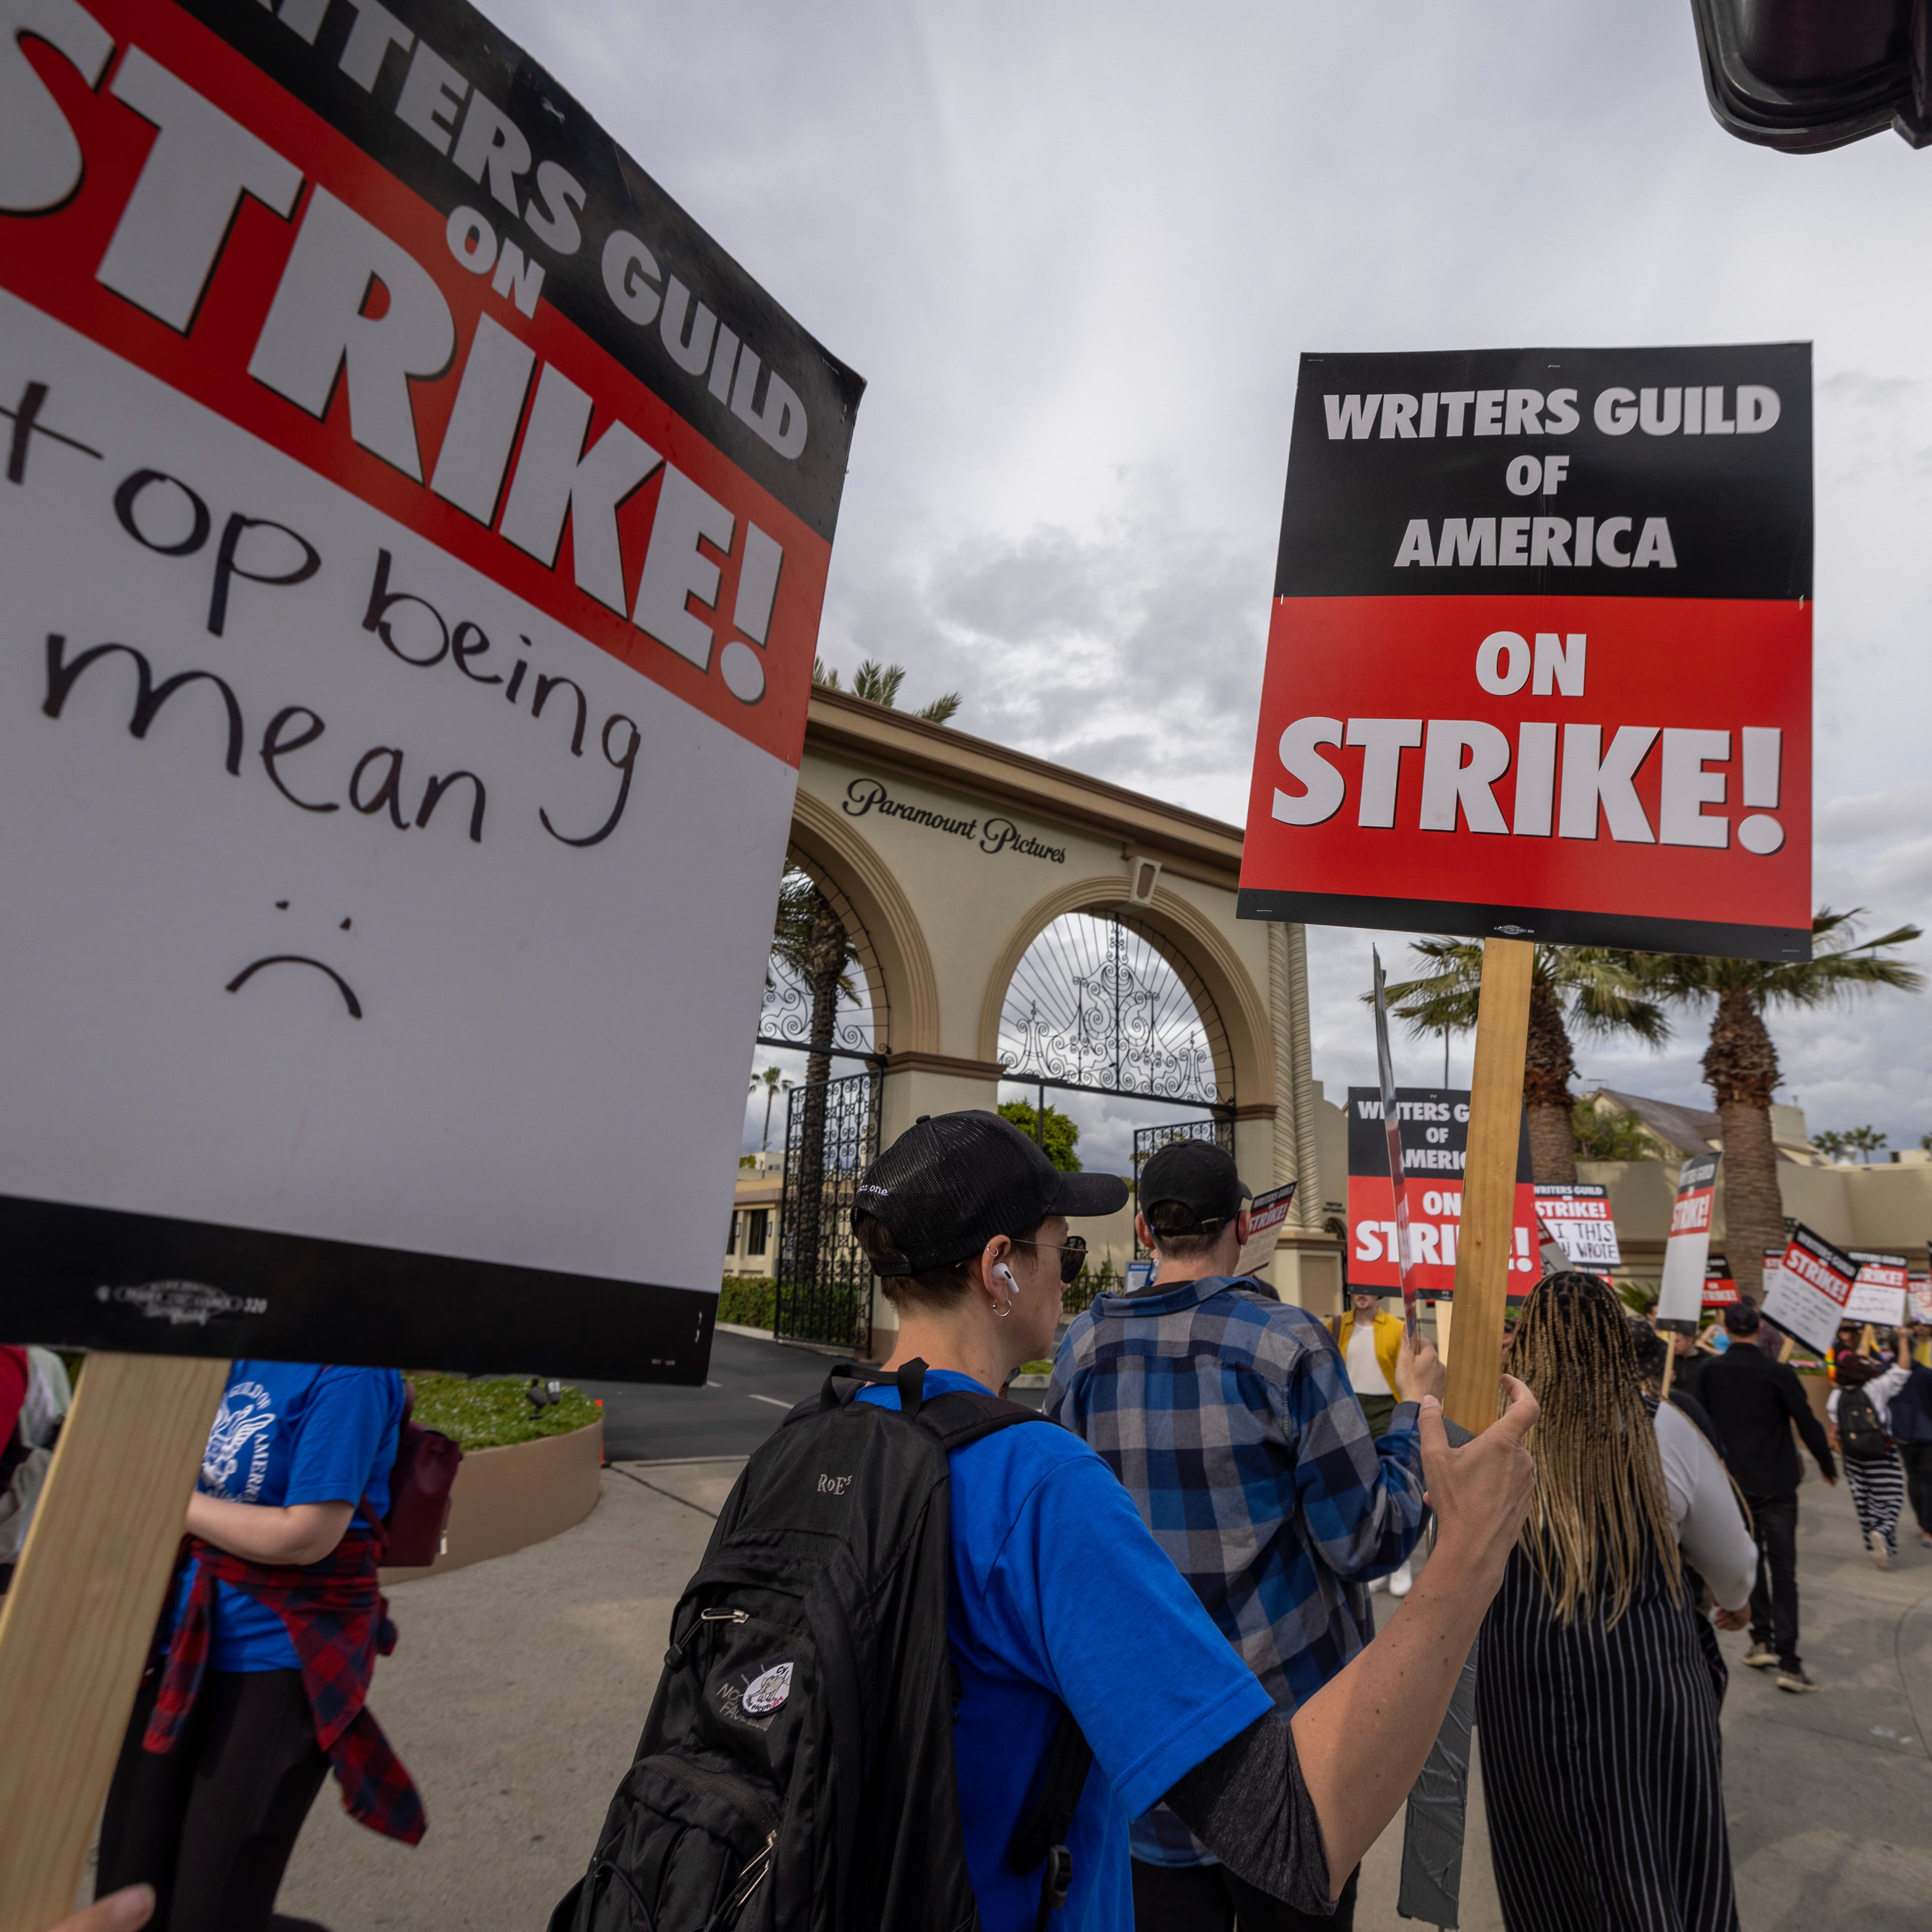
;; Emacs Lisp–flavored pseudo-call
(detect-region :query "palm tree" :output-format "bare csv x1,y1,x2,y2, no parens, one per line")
1635,909,1923,1301
813,655,961,724
1847,1124,1890,1164
749,1066,793,1155
1379,942,1670,1185
768,869,861,1286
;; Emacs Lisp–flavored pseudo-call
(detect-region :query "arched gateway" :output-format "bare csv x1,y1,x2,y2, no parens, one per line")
751,685,1339,1355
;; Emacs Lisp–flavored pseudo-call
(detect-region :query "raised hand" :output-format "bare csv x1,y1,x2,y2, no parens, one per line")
1395,1328,1447,1407
1416,1375,1539,1599
45,1887,154,1932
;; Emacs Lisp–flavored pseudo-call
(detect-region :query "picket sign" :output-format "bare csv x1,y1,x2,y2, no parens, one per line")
1441,938,1536,1432
0,0,862,1902
0,1355,228,1930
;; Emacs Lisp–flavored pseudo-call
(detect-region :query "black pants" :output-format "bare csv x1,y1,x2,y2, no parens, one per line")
98,1670,330,1932
1743,1491,1801,1671
1898,1441,1932,1536
1132,1856,1358,1930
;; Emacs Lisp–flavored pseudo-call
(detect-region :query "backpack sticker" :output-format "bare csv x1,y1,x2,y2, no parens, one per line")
742,1662,793,1716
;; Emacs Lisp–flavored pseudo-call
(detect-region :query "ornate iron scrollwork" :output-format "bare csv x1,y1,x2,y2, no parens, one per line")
999,913,1221,1107
757,948,875,1060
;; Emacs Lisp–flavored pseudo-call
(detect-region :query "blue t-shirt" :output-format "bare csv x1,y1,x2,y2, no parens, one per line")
856,1369,1272,1932
175,1361,407,1671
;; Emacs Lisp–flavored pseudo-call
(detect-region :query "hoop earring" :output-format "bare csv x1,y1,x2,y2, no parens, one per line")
992,1296,1012,1319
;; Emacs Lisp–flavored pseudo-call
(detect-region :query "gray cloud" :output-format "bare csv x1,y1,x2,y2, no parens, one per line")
488,0,1932,1157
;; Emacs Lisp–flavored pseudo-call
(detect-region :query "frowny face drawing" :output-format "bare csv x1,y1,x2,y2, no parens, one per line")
225,899,362,1018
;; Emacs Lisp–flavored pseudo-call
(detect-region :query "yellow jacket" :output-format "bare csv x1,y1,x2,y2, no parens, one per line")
1330,1307,1404,1398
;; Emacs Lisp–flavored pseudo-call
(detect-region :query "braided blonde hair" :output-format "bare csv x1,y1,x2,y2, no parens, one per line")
1504,1272,1682,1628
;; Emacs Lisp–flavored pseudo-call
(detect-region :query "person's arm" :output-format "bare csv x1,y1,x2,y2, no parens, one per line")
1655,1406,1755,1610
1782,1367,1837,1481
44,1887,154,1932
185,1492,354,1565
1869,1362,1910,1414
1284,1382,1537,1887
1164,1710,1330,1916
1166,1383,1540,1905
1281,1326,1436,1577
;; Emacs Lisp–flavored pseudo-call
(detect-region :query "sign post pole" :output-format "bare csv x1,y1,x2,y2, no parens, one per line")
1442,938,1535,1433
0,1354,228,1930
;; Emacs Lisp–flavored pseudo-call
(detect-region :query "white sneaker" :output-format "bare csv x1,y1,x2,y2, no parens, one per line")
1389,1554,1415,1598
1868,1529,1891,1570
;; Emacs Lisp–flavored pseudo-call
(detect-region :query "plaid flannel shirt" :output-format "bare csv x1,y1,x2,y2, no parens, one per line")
1048,1274,1425,1866
146,1528,425,1845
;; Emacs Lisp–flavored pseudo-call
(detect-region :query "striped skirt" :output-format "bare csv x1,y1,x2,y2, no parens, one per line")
1844,1451,1906,1557
1477,1546,1737,1932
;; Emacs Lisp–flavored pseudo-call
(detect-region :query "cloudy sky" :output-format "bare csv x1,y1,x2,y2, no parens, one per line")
491,0,1932,1168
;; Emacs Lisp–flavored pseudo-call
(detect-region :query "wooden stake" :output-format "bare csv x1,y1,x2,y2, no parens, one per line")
1659,1336,1677,1400
1443,937,1534,1433
0,1353,227,1931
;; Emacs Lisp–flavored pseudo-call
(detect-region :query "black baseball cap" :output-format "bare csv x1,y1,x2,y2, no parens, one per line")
853,1111,1128,1275
1139,1140,1250,1235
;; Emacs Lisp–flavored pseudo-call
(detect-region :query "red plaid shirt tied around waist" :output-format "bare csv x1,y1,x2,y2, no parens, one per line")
145,1528,425,1845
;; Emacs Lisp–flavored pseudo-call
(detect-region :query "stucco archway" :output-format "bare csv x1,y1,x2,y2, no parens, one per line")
784,788,942,1058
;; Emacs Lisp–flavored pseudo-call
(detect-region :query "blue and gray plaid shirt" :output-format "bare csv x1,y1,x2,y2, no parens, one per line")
1047,1274,1426,1866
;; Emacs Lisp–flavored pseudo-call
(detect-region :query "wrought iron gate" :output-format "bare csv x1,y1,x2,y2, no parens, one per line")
1131,1116,1235,1258
775,1069,882,1352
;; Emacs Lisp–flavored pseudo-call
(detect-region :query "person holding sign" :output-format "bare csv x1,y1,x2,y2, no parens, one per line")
1478,1273,1754,1932
96,1361,415,1932
1828,1334,1913,1568
1049,1140,1437,1928
1700,1302,1837,1692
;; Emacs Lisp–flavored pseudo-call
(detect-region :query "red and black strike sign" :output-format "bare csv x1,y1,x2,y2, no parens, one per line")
1238,346,1812,962
1346,1087,1535,1299
1762,1224,1859,1354
1701,1257,1739,1308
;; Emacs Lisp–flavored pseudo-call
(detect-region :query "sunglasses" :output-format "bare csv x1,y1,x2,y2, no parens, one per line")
1014,1235,1089,1285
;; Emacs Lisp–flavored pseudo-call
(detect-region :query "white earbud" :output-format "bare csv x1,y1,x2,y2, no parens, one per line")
994,1263,1018,1291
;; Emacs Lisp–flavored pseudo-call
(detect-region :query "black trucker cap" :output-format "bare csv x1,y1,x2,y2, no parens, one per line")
1139,1138,1250,1235
853,1111,1129,1275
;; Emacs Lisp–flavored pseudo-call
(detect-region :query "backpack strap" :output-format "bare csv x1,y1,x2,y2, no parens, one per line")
1006,1708,1095,1932
813,1357,1089,1924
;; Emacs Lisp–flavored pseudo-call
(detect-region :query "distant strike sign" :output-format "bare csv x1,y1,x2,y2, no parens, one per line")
1761,1225,1859,1354
1240,344,1812,961
1533,1183,1620,1271
1346,1087,1536,1299
1656,1152,1721,1327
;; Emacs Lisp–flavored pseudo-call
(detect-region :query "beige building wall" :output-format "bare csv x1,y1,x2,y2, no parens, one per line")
758,688,1343,1352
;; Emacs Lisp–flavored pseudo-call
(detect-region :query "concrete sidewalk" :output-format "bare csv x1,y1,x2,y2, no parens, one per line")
277,1458,1932,1930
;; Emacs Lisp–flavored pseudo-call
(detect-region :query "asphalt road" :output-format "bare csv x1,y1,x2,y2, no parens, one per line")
576,1329,1053,1460
576,1328,846,1460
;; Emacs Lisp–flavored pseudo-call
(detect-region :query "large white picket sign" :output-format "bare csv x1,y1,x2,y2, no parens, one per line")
0,0,862,1377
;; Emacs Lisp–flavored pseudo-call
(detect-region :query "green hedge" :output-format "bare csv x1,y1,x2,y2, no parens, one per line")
719,1274,777,1329
408,1374,602,1451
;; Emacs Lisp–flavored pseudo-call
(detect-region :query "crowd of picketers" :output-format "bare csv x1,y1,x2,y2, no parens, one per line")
10,1109,1930,1932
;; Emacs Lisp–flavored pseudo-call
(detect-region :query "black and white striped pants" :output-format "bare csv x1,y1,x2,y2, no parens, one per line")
1845,1451,1906,1557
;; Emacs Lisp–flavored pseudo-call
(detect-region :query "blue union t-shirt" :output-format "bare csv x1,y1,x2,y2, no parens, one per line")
175,1361,407,1671
856,1369,1272,1932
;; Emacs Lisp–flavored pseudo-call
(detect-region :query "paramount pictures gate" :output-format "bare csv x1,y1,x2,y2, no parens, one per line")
775,1069,882,1350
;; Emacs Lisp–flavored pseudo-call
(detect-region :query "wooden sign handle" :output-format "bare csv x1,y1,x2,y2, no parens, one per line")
0,1353,228,1931
1442,937,1534,1432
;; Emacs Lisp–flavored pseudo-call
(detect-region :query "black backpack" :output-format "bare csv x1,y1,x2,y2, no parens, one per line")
1837,1384,1890,1461
549,1360,1093,1932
